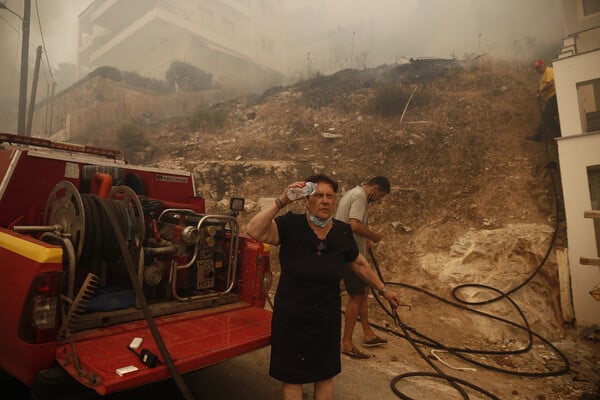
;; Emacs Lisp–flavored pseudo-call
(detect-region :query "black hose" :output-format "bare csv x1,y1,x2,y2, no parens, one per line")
367,163,570,398
366,277,569,398
368,247,386,283
451,207,558,306
452,133,561,307
98,200,196,400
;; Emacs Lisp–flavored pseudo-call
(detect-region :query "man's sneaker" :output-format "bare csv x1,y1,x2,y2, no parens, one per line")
526,135,541,142
363,336,388,347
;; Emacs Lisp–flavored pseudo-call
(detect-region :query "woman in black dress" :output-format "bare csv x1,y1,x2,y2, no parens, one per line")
246,174,400,400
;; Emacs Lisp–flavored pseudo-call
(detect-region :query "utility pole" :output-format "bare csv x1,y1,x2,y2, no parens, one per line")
18,0,31,136
49,81,56,134
26,45,42,136
45,83,49,135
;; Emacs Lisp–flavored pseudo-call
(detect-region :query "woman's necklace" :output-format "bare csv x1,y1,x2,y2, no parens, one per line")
308,217,332,239
309,218,331,255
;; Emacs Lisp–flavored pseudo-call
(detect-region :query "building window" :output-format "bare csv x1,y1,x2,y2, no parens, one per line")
260,0,273,17
577,78,600,133
582,0,600,16
220,17,234,36
197,6,213,26
588,166,600,256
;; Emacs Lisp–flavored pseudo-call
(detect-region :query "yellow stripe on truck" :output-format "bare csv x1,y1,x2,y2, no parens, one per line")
0,231,62,263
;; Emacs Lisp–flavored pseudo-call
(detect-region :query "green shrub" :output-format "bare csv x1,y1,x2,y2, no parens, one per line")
166,61,214,92
87,66,122,81
122,71,168,92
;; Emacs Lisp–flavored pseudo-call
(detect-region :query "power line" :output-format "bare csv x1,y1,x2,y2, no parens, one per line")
34,0,55,84
0,3,22,72
0,14,22,101
0,13,19,33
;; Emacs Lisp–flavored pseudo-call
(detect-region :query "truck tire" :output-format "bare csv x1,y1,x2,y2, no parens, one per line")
30,366,95,400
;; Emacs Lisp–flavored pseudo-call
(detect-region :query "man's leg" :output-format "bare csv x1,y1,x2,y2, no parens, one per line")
528,96,558,141
282,383,303,400
342,293,364,351
540,105,556,133
359,287,377,340
358,287,388,346
545,97,560,137
314,378,334,400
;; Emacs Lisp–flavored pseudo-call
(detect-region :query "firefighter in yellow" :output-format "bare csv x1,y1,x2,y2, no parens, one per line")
527,59,560,141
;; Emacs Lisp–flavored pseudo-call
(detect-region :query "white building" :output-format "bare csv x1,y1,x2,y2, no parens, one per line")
77,0,285,93
554,0,600,326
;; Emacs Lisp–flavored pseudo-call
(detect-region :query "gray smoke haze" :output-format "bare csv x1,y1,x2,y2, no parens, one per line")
0,0,83,86
285,0,564,75
1,0,85,131
0,0,564,132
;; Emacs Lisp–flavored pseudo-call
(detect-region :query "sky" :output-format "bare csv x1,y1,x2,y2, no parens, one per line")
0,0,565,131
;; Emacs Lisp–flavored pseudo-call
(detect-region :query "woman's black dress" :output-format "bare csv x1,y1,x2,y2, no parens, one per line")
270,212,358,384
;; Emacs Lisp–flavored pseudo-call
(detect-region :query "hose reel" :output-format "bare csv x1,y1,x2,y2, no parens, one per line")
44,180,145,264
45,181,86,260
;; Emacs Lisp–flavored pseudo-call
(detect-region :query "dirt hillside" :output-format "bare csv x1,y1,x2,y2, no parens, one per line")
127,58,600,399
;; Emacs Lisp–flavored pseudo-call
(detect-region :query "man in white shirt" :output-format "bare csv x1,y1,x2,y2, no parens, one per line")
335,176,390,359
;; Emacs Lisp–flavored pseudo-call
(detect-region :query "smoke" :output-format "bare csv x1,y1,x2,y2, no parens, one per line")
0,0,564,131
0,0,85,130
284,0,564,74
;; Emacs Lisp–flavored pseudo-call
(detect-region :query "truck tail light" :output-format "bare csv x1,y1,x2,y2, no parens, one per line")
19,272,63,343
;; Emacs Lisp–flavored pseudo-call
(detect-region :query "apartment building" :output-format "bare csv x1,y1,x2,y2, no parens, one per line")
77,0,285,93
553,0,600,326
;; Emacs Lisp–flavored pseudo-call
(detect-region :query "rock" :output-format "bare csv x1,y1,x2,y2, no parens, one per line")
322,132,343,139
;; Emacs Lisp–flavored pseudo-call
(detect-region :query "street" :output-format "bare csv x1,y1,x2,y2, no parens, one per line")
8,346,399,399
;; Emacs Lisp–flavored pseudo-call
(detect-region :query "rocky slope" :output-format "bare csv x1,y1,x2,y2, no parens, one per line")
137,59,599,399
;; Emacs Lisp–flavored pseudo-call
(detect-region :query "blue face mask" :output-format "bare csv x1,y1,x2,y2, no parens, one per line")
308,212,331,228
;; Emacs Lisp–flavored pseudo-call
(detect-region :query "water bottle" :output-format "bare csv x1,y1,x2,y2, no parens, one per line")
287,182,316,200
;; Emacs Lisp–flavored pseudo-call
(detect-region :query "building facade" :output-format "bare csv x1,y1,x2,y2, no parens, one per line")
77,0,285,94
554,0,600,326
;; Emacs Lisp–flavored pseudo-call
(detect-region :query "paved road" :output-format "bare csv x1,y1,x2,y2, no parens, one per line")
183,347,398,400
9,346,399,399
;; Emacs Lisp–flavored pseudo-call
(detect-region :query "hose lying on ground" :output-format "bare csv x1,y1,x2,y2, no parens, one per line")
365,159,573,399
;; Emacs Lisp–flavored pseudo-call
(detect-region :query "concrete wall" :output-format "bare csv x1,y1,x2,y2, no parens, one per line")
576,28,600,53
77,0,285,83
29,76,227,140
554,49,600,326
561,0,600,35
554,50,600,136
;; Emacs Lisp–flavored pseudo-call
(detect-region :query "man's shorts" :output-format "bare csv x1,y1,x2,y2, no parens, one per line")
342,266,367,296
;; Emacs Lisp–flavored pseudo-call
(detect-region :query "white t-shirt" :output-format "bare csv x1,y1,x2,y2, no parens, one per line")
335,185,368,255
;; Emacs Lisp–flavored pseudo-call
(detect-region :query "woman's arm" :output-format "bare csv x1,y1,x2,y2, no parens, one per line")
349,253,400,307
246,181,306,244
246,200,282,245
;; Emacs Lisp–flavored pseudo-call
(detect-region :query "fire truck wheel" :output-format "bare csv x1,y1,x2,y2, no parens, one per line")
30,366,93,400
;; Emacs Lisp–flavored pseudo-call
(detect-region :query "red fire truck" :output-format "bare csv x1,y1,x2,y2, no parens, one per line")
0,132,272,398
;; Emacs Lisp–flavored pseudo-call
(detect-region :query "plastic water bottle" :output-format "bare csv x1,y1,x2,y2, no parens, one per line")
287,182,316,200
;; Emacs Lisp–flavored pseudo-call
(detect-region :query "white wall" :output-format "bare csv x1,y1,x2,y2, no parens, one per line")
557,135,600,325
553,50,600,137
554,49,600,326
